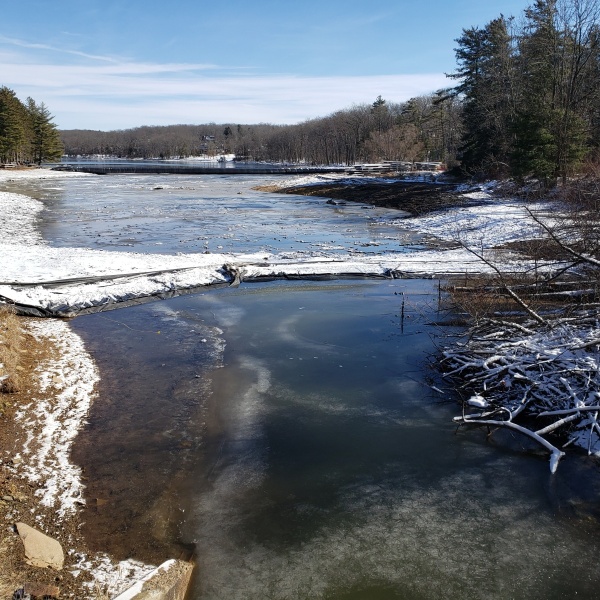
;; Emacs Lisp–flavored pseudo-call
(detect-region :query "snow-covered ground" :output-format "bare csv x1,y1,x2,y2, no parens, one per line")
406,198,548,247
15,318,99,518
0,169,543,317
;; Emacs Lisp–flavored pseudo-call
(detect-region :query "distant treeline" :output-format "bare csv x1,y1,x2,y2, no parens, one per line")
0,86,63,165
6,0,598,185
60,93,462,169
61,1,600,184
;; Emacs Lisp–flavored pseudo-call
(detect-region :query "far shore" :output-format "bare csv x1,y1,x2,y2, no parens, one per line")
264,179,473,216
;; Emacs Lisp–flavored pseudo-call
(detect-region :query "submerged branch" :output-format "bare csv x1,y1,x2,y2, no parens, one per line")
456,416,565,473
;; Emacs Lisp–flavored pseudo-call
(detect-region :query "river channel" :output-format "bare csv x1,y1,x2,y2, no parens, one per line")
6,173,600,599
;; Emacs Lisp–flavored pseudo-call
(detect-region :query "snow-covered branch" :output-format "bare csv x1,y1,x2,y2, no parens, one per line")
442,190,600,472
443,320,600,472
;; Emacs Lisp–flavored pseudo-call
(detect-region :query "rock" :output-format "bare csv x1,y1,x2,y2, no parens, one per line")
24,582,61,598
2,495,14,502
16,522,64,570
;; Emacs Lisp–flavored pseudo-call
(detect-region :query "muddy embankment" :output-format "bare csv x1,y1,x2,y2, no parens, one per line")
271,180,472,216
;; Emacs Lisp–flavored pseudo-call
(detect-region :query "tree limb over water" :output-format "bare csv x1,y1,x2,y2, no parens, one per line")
442,177,600,472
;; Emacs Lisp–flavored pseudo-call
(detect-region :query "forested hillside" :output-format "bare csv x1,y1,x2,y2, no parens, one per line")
59,93,462,168
452,0,600,183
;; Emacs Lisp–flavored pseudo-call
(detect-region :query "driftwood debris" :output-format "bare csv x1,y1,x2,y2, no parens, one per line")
442,186,600,473
442,317,600,473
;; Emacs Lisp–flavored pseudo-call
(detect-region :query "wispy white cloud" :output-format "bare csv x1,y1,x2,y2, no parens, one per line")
0,41,449,129
0,34,119,63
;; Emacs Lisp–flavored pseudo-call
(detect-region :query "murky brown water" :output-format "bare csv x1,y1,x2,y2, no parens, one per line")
71,280,600,600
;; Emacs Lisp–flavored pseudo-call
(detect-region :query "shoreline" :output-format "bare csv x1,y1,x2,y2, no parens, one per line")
0,314,156,598
0,169,158,598
264,178,474,216
0,168,554,597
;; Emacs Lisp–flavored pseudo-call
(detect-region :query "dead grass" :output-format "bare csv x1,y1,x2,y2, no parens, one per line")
253,184,282,193
0,304,22,395
0,313,99,598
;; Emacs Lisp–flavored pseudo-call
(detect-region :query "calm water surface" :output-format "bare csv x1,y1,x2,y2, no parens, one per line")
71,279,600,600
7,174,599,599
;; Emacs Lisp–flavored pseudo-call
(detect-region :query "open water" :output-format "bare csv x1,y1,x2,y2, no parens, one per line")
9,173,600,599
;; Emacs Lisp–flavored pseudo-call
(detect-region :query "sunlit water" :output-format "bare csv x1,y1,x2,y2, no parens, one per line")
71,280,600,600
5,174,600,599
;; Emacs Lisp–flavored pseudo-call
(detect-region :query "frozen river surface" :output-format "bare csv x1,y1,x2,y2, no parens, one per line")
0,172,542,315
3,174,428,256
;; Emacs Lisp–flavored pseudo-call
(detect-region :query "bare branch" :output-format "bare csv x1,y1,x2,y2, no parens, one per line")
457,417,565,473
525,207,600,268
458,242,550,326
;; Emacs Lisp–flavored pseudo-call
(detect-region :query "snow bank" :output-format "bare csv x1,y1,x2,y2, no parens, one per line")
271,172,447,189
15,319,98,517
0,191,45,246
0,243,532,317
0,174,543,316
403,198,550,247
0,167,91,181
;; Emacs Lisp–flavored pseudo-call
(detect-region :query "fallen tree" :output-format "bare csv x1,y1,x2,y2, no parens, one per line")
442,174,600,472
442,318,600,472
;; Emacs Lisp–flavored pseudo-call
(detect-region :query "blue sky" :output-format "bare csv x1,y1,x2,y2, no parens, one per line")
1,0,529,130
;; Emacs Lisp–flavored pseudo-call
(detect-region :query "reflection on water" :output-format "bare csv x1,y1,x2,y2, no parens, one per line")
71,280,600,600
11,172,599,597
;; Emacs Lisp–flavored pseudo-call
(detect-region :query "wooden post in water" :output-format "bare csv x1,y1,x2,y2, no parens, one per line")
400,292,405,334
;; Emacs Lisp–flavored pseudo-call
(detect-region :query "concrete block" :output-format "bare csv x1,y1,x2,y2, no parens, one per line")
113,559,193,600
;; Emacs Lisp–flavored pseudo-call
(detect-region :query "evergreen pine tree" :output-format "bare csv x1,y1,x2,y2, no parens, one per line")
512,0,595,183
26,99,63,165
511,1,560,182
0,86,27,163
450,17,515,177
